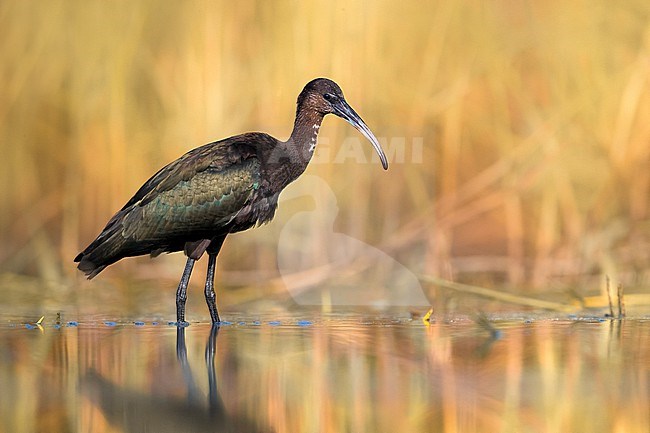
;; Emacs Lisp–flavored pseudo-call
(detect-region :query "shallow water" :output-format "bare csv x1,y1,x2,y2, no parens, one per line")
1,309,649,433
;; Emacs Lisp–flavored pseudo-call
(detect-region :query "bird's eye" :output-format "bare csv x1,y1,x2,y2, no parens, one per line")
323,93,335,102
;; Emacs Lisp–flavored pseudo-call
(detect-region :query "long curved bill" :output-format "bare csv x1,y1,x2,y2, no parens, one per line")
333,100,389,170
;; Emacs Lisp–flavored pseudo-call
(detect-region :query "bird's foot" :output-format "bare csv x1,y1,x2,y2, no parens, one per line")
173,320,190,328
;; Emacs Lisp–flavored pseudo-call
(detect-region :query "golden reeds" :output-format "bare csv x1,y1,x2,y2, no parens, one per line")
0,1,648,298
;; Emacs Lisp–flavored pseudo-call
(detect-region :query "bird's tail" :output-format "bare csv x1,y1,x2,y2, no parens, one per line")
74,221,126,279
74,252,112,279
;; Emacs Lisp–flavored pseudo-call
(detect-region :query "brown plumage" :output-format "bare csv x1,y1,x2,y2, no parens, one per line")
75,78,388,323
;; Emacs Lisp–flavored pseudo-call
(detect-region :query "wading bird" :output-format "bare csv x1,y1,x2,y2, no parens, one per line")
75,78,388,324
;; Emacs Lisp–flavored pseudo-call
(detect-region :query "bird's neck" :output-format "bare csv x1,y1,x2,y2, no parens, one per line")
282,106,325,173
261,106,324,191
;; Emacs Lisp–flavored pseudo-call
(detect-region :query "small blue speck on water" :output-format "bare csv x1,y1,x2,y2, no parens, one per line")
25,324,35,329
568,314,578,320
268,321,281,326
219,321,232,326
524,319,533,324
252,321,261,326
104,321,117,327
167,321,176,326
134,321,145,326
493,330,503,339
238,321,246,325
297,320,312,327
66,321,78,327
152,321,159,326
54,324,61,329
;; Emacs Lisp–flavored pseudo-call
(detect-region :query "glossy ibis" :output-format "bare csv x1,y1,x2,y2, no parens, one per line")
75,78,388,324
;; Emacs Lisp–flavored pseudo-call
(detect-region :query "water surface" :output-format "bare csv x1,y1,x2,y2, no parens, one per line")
1,310,649,433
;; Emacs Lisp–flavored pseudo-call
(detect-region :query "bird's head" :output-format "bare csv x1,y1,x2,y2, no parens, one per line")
298,78,389,170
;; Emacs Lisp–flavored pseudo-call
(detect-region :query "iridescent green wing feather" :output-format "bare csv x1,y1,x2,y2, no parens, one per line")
123,159,260,241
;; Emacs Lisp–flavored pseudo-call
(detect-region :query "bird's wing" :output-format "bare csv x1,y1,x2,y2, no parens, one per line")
123,159,260,241
121,136,258,210
104,136,262,243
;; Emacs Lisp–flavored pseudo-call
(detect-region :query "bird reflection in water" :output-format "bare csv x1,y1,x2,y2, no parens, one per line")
81,326,273,433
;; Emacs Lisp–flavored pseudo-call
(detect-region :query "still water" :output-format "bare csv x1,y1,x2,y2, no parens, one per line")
1,311,649,433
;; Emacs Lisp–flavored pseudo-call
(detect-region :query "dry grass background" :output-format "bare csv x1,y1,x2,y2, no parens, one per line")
1,0,649,301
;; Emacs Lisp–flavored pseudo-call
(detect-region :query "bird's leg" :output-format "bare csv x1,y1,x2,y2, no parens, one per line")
205,254,220,323
205,236,226,323
176,257,196,325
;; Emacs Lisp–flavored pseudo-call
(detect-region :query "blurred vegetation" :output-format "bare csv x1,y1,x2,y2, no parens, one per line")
0,1,649,298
